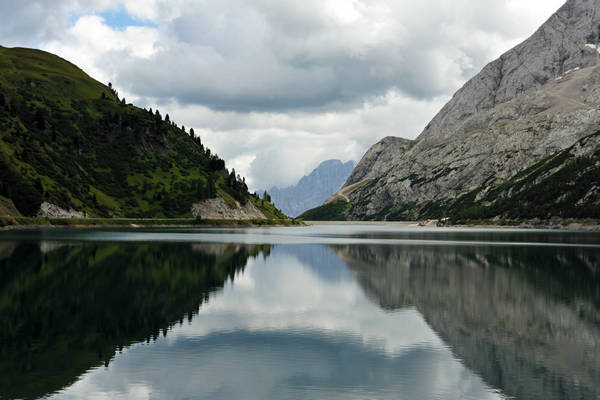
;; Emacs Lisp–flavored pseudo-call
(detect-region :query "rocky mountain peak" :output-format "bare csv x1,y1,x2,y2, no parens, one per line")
268,159,355,217
416,0,600,147
304,0,600,222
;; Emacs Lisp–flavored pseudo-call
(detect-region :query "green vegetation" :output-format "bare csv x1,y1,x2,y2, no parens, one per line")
0,46,283,219
299,199,352,221
441,132,600,223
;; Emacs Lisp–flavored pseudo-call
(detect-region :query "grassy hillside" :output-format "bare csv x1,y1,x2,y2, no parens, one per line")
0,46,285,218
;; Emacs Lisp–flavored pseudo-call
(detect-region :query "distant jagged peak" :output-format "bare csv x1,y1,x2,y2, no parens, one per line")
266,158,356,217
316,159,355,170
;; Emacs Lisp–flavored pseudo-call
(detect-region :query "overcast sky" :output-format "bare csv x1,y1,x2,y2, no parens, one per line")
0,0,565,190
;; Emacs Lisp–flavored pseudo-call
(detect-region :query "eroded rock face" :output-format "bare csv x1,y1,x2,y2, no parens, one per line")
37,202,87,219
346,137,413,186
338,0,600,219
418,0,600,147
191,198,266,220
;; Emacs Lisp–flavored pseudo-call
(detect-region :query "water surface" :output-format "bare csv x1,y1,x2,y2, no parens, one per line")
0,226,598,399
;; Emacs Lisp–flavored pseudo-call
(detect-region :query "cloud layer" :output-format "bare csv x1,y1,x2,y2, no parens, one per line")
1,0,565,189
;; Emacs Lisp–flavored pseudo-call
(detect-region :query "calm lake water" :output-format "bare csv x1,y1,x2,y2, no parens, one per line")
1,225,599,400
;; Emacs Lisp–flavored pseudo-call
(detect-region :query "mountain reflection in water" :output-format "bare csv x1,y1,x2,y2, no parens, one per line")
331,243,600,400
0,228,598,400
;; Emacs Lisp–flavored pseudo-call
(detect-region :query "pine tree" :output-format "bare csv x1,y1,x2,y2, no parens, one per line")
263,190,271,203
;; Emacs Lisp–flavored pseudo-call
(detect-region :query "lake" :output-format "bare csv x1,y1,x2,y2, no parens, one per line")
0,225,599,400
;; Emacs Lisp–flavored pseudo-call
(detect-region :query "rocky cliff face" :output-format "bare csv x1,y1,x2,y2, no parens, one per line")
322,0,600,221
417,0,600,147
268,160,355,217
191,198,266,220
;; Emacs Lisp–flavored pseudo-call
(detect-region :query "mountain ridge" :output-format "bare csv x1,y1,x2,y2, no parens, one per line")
303,0,600,222
0,46,285,220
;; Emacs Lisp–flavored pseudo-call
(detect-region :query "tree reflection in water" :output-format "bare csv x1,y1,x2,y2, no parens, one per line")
0,242,271,400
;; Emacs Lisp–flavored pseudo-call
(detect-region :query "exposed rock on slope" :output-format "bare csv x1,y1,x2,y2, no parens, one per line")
37,202,87,219
417,0,600,148
268,160,355,217
191,198,266,220
308,0,600,221
345,139,409,186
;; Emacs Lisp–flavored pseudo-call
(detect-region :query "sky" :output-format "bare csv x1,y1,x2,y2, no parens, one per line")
0,0,565,190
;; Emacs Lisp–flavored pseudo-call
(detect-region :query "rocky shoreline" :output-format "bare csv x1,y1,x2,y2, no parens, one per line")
306,219,600,231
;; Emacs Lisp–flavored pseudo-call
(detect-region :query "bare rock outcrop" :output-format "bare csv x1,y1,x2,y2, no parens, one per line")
36,202,87,219
417,0,600,147
191,198,266,220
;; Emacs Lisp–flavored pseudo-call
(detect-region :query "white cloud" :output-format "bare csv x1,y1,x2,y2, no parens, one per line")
0,0,565,189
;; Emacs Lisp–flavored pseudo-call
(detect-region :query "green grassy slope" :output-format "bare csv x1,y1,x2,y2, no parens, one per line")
0,46,286,219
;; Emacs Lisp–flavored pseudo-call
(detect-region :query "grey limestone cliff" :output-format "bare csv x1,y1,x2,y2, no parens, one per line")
333,0,600,221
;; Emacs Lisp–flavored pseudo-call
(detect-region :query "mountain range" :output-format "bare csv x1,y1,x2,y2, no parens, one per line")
302,0,600,222
267,159,355,217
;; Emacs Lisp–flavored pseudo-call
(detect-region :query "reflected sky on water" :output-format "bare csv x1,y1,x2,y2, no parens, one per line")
0,226,598,400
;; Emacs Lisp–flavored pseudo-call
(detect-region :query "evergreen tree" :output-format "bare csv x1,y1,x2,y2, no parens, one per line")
207,179,216,198
189,128,195,138
263,190,271,203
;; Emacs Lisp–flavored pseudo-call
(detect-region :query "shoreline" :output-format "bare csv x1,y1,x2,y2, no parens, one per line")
305,219,600,231
0,216,303,231
1,217,599,232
